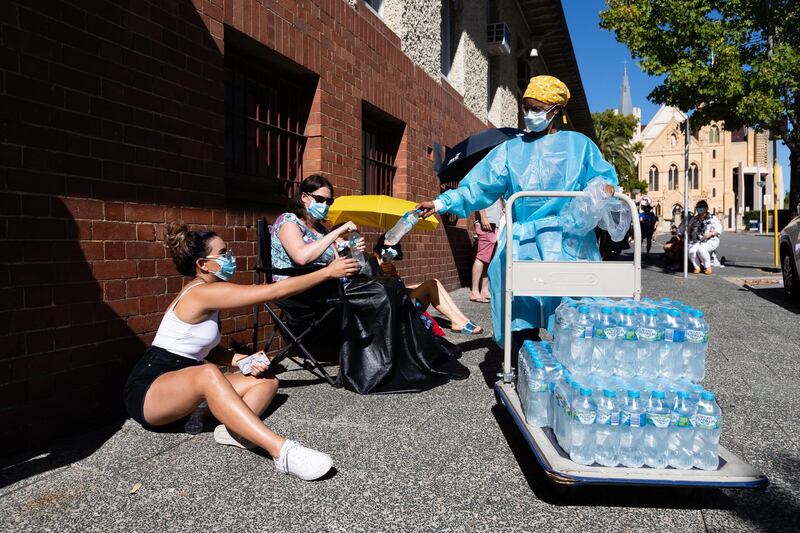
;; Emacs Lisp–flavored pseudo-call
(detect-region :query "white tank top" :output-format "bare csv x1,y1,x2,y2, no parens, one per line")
151,282,221,361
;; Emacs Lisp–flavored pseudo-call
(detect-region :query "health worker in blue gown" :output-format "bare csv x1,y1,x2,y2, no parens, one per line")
417,75,618,345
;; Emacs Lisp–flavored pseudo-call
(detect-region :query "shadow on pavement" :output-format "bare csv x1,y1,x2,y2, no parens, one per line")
491,404,738,510
0,417,125,490
744,286,800,314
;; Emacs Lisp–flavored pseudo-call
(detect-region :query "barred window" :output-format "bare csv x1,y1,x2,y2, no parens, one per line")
224,49,315,204
362,103,404,195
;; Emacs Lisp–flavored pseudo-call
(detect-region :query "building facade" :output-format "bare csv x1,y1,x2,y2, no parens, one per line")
636,106,782,230
0,0,592,450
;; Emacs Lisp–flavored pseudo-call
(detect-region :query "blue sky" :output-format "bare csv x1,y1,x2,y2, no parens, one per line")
562,0,790,197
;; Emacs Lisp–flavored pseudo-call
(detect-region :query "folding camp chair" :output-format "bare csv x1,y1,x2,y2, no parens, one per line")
251,218,342,386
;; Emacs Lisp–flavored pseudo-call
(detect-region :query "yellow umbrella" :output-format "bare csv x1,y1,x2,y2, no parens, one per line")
327,195,439,231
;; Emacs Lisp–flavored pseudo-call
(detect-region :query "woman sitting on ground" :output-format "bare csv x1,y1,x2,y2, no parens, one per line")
373,234,483,334
272,174,469,394
123,222,359,481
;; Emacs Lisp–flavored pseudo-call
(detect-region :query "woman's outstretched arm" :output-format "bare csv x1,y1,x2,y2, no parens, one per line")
194,257,359,311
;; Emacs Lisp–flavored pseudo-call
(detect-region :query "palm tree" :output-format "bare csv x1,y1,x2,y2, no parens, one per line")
595,123,645,193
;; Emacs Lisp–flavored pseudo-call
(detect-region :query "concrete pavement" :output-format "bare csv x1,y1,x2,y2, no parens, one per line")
2,251,799,532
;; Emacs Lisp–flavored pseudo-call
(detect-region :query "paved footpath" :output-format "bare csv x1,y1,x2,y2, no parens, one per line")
1,254,799,532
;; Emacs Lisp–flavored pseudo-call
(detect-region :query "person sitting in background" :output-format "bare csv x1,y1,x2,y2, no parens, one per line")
662,224,683,270
373,234,483,335
271,175,469,394
123,222,359,481
680,200,722,275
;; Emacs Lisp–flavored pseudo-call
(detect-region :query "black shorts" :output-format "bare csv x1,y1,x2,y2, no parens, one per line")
123,346,202,426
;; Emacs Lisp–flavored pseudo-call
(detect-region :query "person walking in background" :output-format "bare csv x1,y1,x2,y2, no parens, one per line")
681,200,722,275
638,196,657,254
469,199,503,303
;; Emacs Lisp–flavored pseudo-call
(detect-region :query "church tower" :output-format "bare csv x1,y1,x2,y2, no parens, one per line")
617,63,642,140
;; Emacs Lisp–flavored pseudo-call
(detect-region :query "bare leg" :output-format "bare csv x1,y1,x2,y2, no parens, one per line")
143,364,285,457
469,258,484,300
479,269,491,299
224,372,279,417
409,279,481,332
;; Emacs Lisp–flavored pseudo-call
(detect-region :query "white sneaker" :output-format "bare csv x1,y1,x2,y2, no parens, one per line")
273,439,333,481
213,424,256,449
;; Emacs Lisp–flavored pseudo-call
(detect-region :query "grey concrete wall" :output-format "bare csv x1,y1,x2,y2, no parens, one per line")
382,0,441,80
488,0,532,128
360,0,524,128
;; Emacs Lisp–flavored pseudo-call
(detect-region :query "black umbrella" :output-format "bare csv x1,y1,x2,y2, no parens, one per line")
437,127,524,181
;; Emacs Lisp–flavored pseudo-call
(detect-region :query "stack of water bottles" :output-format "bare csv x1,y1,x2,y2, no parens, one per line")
516,297,723,471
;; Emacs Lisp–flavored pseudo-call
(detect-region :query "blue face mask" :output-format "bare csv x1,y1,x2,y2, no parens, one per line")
524,108,552,132
381,247,398,261
209,251,237,281
308,200,330,220
696,207,706,215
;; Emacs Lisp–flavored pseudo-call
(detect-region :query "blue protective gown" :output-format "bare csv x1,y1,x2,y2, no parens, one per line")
435,131,618,344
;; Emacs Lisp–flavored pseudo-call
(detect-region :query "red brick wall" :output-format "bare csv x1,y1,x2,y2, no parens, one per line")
0,0,486,452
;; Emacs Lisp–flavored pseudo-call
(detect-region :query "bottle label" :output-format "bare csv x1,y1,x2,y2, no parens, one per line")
636,327,661,342
693,413,721,430
670,413,693,427
573,408,596,425
664,328,686,343
571,324,592,338
594,327,619,340
622,327,638,341
528,380,548,393
597,407,620,426
647,412,672,429
685,329,709,344
621,410,644,427
555,392,567,410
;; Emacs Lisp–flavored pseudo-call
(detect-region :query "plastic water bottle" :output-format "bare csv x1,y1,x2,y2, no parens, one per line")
347,230,367,269
562,380,583,453
668,390,697,469
184,401,208,435
569,388,597,465
643,390,671,469
525,360,551,427
592,306,618,377
636,308,662,379
689,383,705,403
613,307,638,378
683,309,708,381
553,372,573,446
570,305,594,376
656,377,679,407
384,209,421,245
619,389,645,468
516,343,532,409
659,309,685,380
546,363,563,427
594,389,621,467
554,301,577,363
693,391,722,470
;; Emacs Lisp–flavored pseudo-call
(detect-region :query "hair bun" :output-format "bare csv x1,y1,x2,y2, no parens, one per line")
164,221,189,255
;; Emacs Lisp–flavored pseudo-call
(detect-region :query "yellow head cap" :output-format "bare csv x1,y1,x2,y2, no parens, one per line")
522,75,570,106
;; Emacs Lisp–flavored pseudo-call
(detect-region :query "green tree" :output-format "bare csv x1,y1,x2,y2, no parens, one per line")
600,0,800,213
592,110,646,193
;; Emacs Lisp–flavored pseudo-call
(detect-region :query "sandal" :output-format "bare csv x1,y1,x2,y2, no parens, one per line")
453,321,483,335
469,297,491,304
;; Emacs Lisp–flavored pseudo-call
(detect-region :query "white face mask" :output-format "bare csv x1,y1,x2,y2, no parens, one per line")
524,107,553,132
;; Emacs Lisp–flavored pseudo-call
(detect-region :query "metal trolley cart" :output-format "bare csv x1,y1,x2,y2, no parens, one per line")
494,191,768,491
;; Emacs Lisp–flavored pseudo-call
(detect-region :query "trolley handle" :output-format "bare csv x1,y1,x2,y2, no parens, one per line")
502,191,642,382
